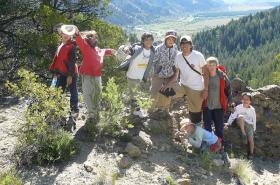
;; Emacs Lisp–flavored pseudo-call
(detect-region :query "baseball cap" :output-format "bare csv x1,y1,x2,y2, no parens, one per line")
180,35,192,44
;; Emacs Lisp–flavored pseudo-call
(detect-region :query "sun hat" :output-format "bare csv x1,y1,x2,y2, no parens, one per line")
165,30,177,39
60,24,76,36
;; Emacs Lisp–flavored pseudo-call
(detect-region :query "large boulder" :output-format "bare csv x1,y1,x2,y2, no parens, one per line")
225,83,280,158
131,131,153,151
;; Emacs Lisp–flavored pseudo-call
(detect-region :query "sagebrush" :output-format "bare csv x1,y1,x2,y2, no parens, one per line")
6,69,77,165
98,78,133,136
0,168,22,185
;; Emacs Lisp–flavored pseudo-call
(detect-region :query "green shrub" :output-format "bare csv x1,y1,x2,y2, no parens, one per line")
165,176,177,185
98,78,133,136
0,169,22,185
6,69,77,165
199,152,213,171
135,88,153,110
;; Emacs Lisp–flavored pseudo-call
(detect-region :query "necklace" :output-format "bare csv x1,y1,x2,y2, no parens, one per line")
142,49,150,59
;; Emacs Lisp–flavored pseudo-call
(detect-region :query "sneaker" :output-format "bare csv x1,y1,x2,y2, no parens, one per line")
133,108,147,118
242,134,247,144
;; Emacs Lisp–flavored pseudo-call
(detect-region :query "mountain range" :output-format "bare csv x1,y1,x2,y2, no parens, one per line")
105,0,280,26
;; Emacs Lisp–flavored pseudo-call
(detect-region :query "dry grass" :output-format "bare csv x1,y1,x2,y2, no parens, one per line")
230,159,253,184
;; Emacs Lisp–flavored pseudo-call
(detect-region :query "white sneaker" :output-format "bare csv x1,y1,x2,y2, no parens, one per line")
133,109,147,118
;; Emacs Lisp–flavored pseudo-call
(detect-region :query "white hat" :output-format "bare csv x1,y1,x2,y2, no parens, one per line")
180,35,192,43
60,25,76,36
165,30,177,39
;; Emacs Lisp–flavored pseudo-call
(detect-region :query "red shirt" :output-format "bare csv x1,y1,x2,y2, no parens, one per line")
75,33,112,77
49,41,78,76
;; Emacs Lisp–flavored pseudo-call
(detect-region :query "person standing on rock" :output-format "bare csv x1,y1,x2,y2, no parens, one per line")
164,35,209,124
74,27,117,134
202,57,232,149
150,30,179,116
226,93,256,159
49,24,79,117
124,32,155,118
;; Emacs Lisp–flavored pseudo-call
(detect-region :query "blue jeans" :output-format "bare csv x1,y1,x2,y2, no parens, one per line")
56,75,79,112
203,107,224,139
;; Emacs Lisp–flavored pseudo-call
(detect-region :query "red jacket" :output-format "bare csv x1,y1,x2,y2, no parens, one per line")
202,69,232,112
49,41,78,76
75,33,113,77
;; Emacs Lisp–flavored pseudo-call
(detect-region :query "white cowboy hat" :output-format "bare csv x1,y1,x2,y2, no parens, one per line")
60,25,76,36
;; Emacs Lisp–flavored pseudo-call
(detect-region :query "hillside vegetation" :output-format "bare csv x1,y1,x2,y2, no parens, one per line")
193,7,280,88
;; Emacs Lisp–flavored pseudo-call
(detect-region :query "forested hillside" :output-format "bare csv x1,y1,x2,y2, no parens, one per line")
193,6,280,88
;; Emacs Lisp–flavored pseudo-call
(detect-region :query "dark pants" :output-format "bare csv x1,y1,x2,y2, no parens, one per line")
203,108,224,139
56,75,79,112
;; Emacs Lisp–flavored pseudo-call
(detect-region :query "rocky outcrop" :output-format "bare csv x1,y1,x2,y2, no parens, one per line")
225,78,280,158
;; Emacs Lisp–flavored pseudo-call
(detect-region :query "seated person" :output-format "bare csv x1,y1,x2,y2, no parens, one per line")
226,93,256,159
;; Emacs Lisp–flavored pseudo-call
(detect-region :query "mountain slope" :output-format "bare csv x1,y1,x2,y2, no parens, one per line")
106,0,226,26
193,6,280,88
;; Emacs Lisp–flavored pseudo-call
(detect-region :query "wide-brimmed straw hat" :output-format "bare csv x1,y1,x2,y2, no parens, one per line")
60,24,76,36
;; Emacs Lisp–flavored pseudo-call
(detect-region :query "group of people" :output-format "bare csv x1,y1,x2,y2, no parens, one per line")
49,24,257,160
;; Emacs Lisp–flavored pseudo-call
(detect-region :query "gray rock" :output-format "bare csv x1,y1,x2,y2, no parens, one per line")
177,178,191,185
117,156,132,169
212,159,224,167
84,163,93,172
124,143,141,158
132,131,153,151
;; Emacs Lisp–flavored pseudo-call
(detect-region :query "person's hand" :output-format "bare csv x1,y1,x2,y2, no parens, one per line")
74,26,79,35
224,122,230,129
160,83,171,92
67,76,72,87
123,46,131,55
202,89,208,100
111,49,117,56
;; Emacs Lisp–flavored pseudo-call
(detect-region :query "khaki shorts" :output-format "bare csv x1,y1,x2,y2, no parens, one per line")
245,122,254,140
176,84,203,113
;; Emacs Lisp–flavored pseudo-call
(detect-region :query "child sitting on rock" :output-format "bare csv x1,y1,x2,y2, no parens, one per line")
176,119,222,153
226,92,256,160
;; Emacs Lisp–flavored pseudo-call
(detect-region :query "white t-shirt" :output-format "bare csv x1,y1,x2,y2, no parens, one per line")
175,50,206,91
127,49,151,80
227,104,257,131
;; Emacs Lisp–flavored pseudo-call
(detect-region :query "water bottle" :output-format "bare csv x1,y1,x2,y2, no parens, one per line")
51,77,57,88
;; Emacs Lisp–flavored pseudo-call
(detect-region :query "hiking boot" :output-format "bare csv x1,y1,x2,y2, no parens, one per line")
133,108,147,118
71,110,79,120
242,134,247,144
222,152,231,167
247,153,254,160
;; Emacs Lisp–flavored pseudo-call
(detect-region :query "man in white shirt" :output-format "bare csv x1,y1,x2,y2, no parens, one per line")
162,35,209,123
